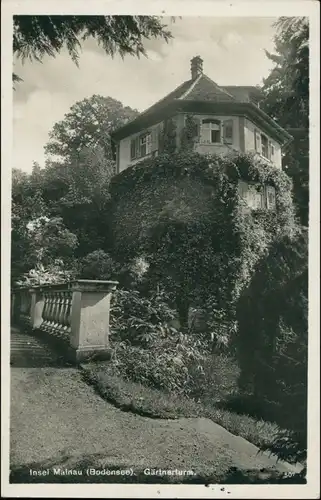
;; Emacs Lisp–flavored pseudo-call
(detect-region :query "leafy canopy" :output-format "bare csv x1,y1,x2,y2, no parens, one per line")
13,15,172,83
45,95,138,162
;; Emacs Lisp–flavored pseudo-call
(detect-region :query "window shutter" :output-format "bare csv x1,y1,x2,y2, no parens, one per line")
151,127,158,152
269,141,274,160
254,130,261,153
135,137,140,158
223,119,233,144
130,139,136,160
146,132,152,155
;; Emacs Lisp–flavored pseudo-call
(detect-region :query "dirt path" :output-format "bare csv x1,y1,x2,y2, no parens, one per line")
10,330,302,483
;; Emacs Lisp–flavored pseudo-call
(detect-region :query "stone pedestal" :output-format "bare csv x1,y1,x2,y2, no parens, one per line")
30,288,45,329
69,280,118,362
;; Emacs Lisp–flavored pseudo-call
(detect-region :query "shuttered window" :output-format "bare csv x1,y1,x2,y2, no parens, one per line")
201,119,221,143
239,180,264,209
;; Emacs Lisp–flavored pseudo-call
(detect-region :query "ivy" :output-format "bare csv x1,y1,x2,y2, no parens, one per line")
158,117,177,155
180,114,198,151
110,150,297,331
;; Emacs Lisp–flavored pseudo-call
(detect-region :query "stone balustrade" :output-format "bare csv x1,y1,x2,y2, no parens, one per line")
11,279,118,362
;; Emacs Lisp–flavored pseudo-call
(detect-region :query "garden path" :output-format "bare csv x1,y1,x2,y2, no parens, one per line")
10,327,302,483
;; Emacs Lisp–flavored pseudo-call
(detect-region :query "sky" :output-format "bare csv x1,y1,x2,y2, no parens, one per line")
13,16,278,173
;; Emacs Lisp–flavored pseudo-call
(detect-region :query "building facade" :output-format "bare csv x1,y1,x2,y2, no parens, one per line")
111,57,292,210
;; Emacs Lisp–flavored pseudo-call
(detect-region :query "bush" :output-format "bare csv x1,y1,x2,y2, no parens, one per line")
109,288,209,393
79,250,115,280
110,288,177,347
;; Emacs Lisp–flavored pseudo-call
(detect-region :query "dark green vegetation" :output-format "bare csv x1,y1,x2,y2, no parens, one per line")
13,15,172,83
261,17,309,225
11,17,309,482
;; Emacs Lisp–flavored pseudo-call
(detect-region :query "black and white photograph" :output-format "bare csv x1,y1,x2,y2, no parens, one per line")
1,2,320,498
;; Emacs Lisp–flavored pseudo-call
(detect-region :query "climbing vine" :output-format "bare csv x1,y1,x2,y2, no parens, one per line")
110,150,297,332
158,117,177,155
180,114,198,151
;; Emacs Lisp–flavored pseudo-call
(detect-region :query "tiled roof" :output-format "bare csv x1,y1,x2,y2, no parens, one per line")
180,75,236,102
138,74,236,118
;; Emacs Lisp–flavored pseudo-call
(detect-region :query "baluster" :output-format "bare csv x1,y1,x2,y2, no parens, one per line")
42,293,49,330
66,294,72,335
61,292,68,331
54,292,60,326
52,293,60,331
47,294,55,329
58,292,65,329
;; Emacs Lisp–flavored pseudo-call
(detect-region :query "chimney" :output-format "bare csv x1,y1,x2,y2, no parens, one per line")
191,56,203,80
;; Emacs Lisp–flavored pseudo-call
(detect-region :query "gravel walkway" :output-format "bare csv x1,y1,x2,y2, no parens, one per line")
10,329,302,483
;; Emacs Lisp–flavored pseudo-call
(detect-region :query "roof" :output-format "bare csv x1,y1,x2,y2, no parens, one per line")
111,71,291,146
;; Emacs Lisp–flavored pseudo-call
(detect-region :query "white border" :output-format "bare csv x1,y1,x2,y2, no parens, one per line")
1,1,320,498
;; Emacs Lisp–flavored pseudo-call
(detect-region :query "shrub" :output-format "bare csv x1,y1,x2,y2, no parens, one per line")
109,287,209,392
110,288,177,347
79,249,115,280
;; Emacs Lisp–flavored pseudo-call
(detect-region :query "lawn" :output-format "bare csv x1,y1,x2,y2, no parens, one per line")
80,357,282,452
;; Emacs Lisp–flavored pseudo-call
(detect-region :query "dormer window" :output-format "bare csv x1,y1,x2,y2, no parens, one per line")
201,119,221,144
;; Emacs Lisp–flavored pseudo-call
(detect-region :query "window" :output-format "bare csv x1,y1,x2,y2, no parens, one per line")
248,185,263,209
266,185,276,209
140,133,152,157
255,130,275,161
238,181,264,209
201,119,221,144
130,132,152,161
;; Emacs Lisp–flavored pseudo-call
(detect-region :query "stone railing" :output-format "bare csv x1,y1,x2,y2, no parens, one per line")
11,279,118,362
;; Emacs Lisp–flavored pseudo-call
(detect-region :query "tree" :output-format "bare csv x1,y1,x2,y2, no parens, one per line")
45,95,138,162
41,145,113,257
236,228,308,463
13,15,172,83
261,17,309,225
262,17,309,128
11,168,79,284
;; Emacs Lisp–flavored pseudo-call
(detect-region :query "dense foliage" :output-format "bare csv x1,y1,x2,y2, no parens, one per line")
13,15,172,83
110,288,209,394
11,95,140,285
45,95,138,162
236,228,308,464
261,17,309,225
110,150,296,330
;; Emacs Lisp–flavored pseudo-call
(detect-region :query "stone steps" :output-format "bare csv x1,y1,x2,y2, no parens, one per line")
10,329,66,367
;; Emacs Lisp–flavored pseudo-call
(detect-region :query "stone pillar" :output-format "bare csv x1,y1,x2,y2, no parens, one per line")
69,280,118,362
29,287,45,329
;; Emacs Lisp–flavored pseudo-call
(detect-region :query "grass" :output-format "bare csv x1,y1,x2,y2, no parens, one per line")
81,361,282,451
